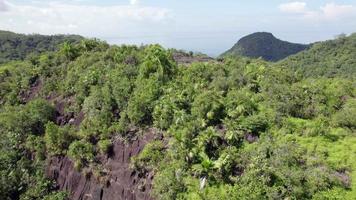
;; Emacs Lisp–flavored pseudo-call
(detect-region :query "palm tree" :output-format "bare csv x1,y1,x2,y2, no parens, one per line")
60,42,78,60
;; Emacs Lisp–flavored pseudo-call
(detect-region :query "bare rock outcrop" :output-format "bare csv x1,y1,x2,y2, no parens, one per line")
46,130,160,200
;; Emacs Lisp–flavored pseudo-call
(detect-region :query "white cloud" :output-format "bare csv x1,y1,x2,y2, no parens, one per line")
320,3,355,20
279,2,306,14
0,1,172,36
279,1,356,22
0,0,8,11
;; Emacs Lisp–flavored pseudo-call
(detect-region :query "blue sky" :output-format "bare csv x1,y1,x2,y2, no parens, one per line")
0,0,356,56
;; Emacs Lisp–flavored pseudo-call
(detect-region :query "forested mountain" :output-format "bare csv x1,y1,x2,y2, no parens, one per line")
0,30,83,64
221,32,309,61
0,33,355,200
278,33,356,78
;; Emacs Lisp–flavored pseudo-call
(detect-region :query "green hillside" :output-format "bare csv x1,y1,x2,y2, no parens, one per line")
0,35,355,200
279,33,356,78
221,32,309,61
0,30,83,64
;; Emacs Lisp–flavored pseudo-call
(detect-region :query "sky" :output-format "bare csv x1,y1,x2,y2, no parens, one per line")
0,0,355,56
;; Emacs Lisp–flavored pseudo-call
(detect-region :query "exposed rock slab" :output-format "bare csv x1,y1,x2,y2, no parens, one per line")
46,130,160,200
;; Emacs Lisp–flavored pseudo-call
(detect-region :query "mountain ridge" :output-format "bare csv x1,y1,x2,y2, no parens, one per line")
278,33,356,78
0,30,83,64
221,32,310,61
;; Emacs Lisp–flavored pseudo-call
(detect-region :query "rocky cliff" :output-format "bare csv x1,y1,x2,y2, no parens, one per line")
46,130,160,200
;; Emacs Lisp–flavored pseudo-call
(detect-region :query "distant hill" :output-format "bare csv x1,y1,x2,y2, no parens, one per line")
221,32,309,61
278,33,356,78
0,30,83,64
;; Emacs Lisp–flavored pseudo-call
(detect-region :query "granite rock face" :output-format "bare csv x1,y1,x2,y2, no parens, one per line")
46,130,159,200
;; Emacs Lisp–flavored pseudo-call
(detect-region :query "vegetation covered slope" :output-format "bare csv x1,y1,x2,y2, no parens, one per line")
221,32,309,61
278,33,356,78
0,30,83,64
0,35,355,200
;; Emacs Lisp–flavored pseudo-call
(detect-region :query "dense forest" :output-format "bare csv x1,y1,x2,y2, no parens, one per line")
0,33,355,200
221,32,309,61
278,33,356,78
0,30,82,64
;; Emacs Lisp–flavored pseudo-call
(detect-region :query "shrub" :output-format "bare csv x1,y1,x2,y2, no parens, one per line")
225,88,259,119
44,122,72,155
139,44,176,81
68,140,94,169
332,99,356,129
43,192,68,200
191,91,225,126
60,42,80,60
97,139,112,154
80,85,114,139
152,159,186,200
131,141,165,171
127,78,161,124
24,99,55,134
25,135,46,161
282,117,328,136
153,96,177,130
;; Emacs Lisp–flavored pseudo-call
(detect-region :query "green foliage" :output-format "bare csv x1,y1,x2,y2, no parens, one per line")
0,99,55,146
68,140,94,169
225,88,259,119
42,192,68,200
191,91,225,126
126,78,161,124
312,187,347,200
282,117,329,136
279,33,356,78
152,159,186,200
0,99,58,200
139,44,176,81
80,85,114,139
60,42,80,60
131,141,165,171
332,98,356,129
0,33,355,199
19,174,61,200
153,95,178,129
126,45,177,125
0,30,82,64
25,135,46,161
44,122,72,155
97,139,112,154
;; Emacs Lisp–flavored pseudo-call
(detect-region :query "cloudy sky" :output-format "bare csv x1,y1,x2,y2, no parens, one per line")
0,0,355,56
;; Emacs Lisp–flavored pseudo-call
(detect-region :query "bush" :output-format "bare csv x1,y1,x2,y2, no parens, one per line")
80,85,114,139
68,140,94,169
97,139,112,154
139,44,176,81
282,117,328,136
131,141,165,171
191,91,225,126
332,99,356,129
60,42,80,60
19,174,56,200
225,88,259,119
153,96,177,130
44,122,72,155
25,135,46,161
152,159,186,200
43,192,68,200
127,78,161,124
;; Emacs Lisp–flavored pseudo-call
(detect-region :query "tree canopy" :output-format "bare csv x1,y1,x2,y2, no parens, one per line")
0,33,355,200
